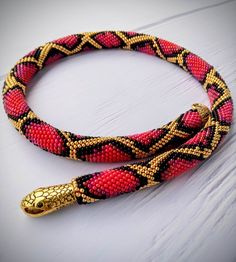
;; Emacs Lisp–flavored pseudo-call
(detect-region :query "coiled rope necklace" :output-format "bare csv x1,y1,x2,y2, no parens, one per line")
2,31,233,217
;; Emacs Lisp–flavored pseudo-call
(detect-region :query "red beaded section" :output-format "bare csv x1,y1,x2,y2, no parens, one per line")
53,35,78,49
95,32,121,48
161,158,200,181
3,89,29,117
136,43,156,56
14,63,38,84
184,127,212,146
216,100,233,123
158,39,183,55
24,122,65,155
128,129,164,145
45,53,64,66
180,111,202,129
84,144,132,162
207,86,221,104
185,54,210,81
83,169,140,198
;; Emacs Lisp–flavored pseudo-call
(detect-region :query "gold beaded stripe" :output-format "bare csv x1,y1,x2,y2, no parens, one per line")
71,179,99,204
9,111,38,134
37,36,103,69
12,32,169,74
203,68,227,91
202,68,232,112
127,163,161,188
16,57,40,68
165,48,190,70
114,31,166,59
61,113,198,161
2,73,27,95
217,125,230,133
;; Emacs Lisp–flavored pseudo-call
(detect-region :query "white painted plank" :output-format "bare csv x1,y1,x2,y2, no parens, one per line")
0,1,236,262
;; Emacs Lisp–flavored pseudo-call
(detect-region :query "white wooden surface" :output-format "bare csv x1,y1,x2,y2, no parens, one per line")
0,1,236,262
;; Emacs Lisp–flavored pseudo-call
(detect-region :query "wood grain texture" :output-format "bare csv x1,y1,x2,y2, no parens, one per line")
0,1,235,262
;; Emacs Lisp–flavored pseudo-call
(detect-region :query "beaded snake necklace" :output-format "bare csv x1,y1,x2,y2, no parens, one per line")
2,31,233,217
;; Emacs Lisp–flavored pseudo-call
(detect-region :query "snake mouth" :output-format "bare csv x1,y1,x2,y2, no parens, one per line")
23,207,45,217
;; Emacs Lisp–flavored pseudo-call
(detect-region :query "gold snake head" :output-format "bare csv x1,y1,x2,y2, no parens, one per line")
21,182,77,217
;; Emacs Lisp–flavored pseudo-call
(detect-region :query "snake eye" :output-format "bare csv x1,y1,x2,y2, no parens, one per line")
36,202,44,208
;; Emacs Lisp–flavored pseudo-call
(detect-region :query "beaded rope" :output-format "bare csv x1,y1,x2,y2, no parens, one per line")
2,31,233,217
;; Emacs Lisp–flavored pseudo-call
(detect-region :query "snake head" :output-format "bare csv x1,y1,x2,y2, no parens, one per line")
21,183,76,217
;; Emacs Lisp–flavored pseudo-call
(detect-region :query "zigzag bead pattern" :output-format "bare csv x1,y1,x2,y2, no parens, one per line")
3,31,233,208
